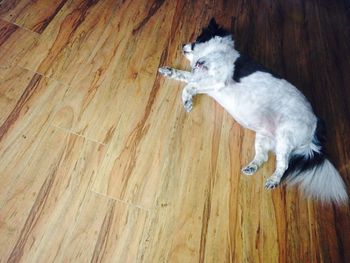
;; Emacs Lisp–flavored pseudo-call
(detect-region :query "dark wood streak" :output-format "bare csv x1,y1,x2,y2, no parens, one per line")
198,108,222,262
90,200,116,262
132,0,166,35
0,19,17,46
199,182,212,263
271,191,288,263
0,0,67,34
3,0,32,22
32,0,69,34
0,73,42,141
0,0,25,16
37,0,101,74
6,155,63,263
71,0,101,30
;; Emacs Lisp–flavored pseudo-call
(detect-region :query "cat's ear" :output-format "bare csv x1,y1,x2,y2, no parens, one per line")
208,17,219,30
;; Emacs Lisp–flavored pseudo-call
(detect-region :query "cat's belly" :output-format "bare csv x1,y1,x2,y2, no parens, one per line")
209,89,277,137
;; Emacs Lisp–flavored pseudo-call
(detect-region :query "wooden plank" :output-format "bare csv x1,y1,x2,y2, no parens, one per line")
0,0,68,33
0,65,34,124
17,0,122,83
0,19,38,66
0,65,67,196
61,192,149,263
50,0,177,143
0,127,106,263
91,0,232,207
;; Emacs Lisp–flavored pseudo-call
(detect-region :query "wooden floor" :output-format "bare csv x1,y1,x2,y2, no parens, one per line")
0,0,350,262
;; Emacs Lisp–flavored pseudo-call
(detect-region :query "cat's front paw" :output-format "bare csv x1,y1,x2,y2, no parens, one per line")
242,164,258,176
264,176,281,189
182,88,194,112
158,67,173,77
183,99,193,112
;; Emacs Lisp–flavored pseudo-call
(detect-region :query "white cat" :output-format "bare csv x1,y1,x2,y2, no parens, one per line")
158,18,348,204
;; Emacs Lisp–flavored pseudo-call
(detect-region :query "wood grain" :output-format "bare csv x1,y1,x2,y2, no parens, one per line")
0,0,350,262
0,127,106,262
17,0,121,83
0,0,68,33
0,65,68,196
0,65,34,124
51,0,177,143
0,19,38,66
61,192,149,263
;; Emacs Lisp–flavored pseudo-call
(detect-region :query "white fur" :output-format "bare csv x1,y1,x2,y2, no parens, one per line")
158,34,348,204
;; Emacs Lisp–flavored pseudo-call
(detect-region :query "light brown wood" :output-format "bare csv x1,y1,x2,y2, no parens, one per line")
0,0,68,33
0,20,38,67
0,0,350,262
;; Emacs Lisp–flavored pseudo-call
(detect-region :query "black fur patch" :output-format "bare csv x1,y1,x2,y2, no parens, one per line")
195,18,231,44
282,119,327,179
233,54,282,82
